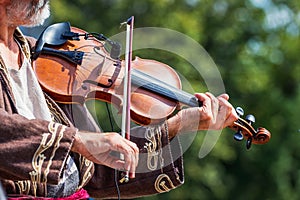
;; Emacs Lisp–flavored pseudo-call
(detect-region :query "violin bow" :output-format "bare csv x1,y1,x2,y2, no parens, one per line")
120,16,134,183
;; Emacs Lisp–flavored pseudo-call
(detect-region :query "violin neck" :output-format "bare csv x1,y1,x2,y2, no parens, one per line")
132,69,202,108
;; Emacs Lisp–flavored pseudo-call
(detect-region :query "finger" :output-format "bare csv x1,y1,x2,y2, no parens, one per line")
99,153,136,178
87,152,126,170
223,108,239,127
218,93,229,101
194,93,213,121
218,97,238,128
100,134,138,176
217,94,238,126
104,156,127,171
205,92,219,123
129,154,137,178
194,92,210,103
122,152,135,178
116,140,139,177
124,140,139,167
122,140,139,176
101,150,135,178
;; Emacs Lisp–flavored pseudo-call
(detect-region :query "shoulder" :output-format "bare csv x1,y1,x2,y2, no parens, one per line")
14,28,37,59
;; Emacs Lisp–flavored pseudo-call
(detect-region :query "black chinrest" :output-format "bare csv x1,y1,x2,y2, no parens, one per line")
32,22,71,59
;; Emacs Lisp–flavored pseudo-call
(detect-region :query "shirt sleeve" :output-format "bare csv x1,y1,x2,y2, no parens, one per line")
0,109,77,186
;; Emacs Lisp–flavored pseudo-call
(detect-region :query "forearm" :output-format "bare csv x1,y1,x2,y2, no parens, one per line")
167,112,200,138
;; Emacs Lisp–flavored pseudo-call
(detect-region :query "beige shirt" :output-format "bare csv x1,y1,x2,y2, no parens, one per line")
8,55,52,121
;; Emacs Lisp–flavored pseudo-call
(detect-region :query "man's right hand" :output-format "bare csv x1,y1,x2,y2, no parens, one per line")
71,131,139,178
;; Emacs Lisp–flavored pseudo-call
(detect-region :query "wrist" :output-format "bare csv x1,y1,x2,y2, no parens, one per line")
167,114,182,138
71,130,81,153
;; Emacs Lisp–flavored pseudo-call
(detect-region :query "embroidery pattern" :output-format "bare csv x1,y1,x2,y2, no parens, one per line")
144,125,164,171
77,156,93,189
154,174,176,193
45,97,70,125
29,121,64,197
43,125,66,183
16,180,31,195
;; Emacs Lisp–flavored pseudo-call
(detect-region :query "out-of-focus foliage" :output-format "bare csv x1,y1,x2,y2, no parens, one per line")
46,0,300,199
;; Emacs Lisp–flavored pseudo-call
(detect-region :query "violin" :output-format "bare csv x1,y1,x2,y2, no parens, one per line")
32,22,271,149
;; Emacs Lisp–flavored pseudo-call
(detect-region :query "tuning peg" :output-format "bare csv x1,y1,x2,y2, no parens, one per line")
245,114,255,125
246,137,252,149
234,129,244,141
236,107,244,117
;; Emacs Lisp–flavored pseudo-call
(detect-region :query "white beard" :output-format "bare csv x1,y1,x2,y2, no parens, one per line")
7,0,50,27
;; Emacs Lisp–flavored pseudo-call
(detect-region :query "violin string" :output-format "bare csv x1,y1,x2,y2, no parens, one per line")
132,69,199,107
77,64,93,73
72,50,198,107
74,70,86,82
83,50,116,62
73,62,198,107
80,52,117,72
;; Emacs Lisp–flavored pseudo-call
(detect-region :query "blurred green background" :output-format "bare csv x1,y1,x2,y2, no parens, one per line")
28,0,300,199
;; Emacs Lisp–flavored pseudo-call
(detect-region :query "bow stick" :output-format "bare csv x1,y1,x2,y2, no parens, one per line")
120,16,134,183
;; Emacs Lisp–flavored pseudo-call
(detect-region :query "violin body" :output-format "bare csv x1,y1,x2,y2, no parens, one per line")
34,27,182,125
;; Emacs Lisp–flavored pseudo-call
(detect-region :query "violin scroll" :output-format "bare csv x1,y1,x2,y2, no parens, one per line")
229,107,271,149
